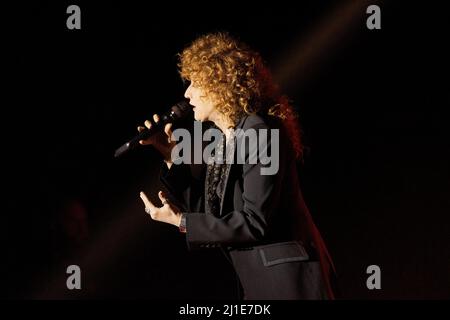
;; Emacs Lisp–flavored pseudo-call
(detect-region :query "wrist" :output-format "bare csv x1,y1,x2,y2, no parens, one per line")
175,213,182,227
178,213,187,233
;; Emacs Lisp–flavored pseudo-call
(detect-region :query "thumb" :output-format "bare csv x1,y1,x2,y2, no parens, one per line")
164,123,173,141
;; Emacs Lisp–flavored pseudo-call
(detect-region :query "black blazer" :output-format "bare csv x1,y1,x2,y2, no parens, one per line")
160,114,336,299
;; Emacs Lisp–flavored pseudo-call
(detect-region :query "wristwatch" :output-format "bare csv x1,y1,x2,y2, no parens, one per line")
179,213,187,233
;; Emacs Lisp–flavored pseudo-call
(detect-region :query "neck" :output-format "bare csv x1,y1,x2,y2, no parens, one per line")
211,114,234,140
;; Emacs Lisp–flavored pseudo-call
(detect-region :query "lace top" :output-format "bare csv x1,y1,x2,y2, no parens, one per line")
205,132,232,216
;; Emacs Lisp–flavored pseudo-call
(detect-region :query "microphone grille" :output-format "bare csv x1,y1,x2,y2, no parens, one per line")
171,100,192,119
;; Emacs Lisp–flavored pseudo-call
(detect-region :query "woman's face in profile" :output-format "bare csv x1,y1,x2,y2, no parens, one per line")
184,81,217,122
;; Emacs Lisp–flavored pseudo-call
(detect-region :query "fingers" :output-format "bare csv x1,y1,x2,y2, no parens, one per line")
144,114,160,130
164,123,173,138
137,126,146,144
164,123,173,144
139,191,156,211
140,114,159,144
138,114,172,147
158,190,169,206
138,126,147,144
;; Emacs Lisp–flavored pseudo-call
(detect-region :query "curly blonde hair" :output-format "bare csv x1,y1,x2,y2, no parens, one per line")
178,32,303,160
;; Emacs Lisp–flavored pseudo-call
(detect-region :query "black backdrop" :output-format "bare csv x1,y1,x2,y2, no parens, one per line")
4,0,449,299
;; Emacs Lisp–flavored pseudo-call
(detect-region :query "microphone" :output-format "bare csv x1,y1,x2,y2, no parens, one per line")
114,100,192,158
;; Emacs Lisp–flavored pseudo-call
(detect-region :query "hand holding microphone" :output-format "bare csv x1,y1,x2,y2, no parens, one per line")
114,100,191,160
137,114,176,166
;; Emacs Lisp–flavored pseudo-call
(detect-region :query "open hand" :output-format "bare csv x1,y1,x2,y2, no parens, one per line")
139,190,182,227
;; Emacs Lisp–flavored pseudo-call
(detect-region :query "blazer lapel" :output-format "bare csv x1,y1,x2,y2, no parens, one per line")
218,116,248,217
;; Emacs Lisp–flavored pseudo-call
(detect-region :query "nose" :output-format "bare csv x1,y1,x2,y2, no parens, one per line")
184,83,192,100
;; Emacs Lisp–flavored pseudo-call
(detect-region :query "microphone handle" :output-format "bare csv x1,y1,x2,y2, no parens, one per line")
114,112,173,158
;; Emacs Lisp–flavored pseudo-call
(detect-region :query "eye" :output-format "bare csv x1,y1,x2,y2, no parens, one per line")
190,79,201,88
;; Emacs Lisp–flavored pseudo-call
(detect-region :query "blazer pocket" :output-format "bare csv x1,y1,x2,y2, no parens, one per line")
258,241,310,267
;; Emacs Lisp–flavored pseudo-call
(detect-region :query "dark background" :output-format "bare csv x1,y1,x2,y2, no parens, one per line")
4,0,449,299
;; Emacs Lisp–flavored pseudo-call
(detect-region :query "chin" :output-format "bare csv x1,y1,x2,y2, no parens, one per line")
194,113,206,122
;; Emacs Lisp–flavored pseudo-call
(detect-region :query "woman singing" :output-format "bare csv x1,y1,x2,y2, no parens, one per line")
138,32,337,299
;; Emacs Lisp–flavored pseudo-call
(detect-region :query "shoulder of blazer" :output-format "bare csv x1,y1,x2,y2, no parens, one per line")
238,114,273,131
